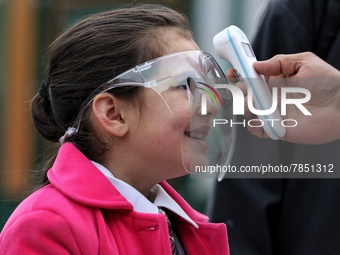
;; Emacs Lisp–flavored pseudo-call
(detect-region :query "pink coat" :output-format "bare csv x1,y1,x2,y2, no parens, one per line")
0,143,229,254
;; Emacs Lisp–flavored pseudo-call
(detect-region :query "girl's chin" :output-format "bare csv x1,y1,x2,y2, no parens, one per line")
181,155,207,174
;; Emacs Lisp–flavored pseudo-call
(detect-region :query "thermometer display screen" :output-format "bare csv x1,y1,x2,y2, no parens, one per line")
242,42,255,58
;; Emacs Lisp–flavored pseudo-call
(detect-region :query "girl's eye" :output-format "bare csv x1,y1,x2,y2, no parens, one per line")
177,77,192,90
177,84,188,90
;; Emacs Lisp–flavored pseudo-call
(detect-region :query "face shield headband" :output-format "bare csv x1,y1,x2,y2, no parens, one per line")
60,50,236,180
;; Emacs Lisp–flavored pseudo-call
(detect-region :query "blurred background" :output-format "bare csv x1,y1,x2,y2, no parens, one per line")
0,0,267,230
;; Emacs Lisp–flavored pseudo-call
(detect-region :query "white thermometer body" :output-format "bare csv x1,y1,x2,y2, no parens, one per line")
213,25,286,140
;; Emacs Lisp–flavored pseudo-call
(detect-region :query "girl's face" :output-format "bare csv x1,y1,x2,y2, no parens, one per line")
125,34,215,181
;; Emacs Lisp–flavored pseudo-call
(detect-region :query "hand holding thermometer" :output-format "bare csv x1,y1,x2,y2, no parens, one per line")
213,25,286,140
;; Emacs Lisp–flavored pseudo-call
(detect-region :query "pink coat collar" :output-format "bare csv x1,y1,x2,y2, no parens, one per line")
48,142,209,223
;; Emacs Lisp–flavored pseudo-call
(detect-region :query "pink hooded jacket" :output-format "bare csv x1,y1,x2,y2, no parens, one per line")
0,143,229,254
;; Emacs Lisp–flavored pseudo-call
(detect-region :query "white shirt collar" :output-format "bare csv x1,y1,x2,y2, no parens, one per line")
92,161,198,228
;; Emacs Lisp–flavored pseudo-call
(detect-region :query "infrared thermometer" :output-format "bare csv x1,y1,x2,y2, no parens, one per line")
213,25,286,140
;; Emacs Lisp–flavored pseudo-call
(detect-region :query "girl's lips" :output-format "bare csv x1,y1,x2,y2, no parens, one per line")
184,125,210,141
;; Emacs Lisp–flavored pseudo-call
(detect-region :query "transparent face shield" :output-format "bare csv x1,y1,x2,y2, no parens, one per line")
64,50,236,179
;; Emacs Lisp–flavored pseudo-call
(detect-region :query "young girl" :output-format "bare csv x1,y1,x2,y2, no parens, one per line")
0,4,230,254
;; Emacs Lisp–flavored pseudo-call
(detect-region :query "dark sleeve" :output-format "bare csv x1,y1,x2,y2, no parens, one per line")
208,178,283,255
252,0,326,60
208,1,340,255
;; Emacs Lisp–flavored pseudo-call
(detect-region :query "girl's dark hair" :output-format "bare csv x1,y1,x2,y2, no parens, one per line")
31,4,193,186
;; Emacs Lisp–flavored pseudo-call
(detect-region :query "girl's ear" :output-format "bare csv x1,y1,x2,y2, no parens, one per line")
91,93,128,137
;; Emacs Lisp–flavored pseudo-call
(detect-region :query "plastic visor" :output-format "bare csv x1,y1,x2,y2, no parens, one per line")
71,50,236,179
